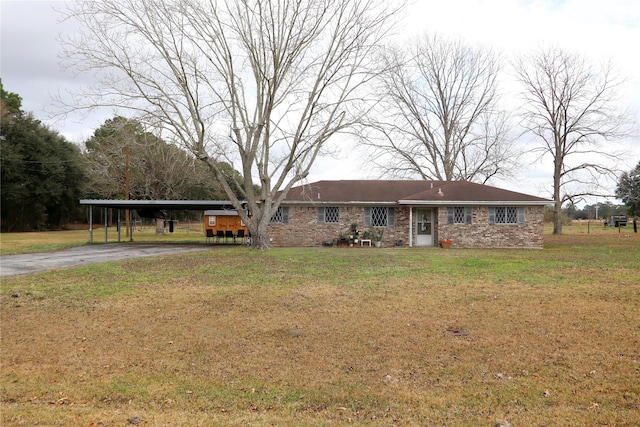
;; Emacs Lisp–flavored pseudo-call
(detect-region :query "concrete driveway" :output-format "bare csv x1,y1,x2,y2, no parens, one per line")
0,243,215,277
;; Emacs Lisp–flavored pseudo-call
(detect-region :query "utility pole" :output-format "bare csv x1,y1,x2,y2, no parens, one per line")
125,143,130,237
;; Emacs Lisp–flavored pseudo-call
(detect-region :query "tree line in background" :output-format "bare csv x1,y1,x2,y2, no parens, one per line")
1,81,85,232
562,202,628,222
1,81,245,232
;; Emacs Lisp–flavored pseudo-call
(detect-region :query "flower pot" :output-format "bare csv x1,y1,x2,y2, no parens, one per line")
375,241,382,248
440,239,452,249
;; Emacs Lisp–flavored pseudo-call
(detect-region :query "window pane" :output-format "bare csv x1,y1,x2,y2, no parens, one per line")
270,207,283,223
325,207,339,223
371,207,388,227
492,206,519,224
454,207,465,224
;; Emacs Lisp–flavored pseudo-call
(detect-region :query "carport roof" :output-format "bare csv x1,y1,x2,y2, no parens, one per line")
79,199,238,210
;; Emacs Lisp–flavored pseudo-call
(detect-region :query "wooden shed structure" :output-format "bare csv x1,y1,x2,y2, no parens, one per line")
204,209,249,243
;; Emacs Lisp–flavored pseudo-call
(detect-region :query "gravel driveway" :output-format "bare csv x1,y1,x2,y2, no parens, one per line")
0,243,215,277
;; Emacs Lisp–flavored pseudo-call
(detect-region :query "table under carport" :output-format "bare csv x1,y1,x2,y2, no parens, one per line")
79,199,238,243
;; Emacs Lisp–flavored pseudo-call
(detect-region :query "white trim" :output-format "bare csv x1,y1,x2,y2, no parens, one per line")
282,201,398,206
398,200,552,206
204,210,240,216
281,200,551,207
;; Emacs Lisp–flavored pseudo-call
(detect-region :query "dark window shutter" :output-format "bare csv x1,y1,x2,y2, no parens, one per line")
447,207,454,224
465,207,473,224
387,208,395,226
282,207,289,224
488,207,496,224
364,207,371,227
318,207,325,223
517,207,525,224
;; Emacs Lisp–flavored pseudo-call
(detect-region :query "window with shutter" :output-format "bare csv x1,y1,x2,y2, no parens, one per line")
447,207,472,224
489,206,525,224
270,206,289,223
364,207,393,226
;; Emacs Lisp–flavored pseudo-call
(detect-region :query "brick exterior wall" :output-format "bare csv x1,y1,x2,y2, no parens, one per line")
267,205,545,249
436,205,545,249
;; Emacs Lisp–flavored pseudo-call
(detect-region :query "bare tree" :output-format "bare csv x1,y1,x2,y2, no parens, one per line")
59,0,403,248
361,33,519,183
513,46,634,234
84,117,215,200
84,116,225,234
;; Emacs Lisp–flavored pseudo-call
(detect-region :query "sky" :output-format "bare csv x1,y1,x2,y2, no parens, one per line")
1,0,639,204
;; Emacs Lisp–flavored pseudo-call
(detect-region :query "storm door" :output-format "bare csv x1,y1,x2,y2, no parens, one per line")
415,208,433,246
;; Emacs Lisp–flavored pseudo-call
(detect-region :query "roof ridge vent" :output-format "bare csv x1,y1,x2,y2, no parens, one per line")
438,187,442,194
430,182,433,189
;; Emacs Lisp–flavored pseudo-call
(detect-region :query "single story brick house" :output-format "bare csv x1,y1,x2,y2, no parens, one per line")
266,180,552,248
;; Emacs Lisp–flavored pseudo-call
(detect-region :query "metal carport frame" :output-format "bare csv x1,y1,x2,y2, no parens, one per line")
79,200,239,243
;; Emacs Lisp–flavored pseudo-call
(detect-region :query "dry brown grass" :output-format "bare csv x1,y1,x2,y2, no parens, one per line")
1,225,639,426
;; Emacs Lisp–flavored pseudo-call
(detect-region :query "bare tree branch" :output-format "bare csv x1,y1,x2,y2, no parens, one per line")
513,45,635,234
361,33,521,183
58,0,405,248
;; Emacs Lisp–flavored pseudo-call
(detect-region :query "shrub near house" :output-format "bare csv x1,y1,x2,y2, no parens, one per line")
267,180,551,248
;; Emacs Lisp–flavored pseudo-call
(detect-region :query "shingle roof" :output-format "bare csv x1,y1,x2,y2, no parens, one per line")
281,180,551,205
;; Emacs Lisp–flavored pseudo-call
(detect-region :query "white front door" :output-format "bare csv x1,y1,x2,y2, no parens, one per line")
415,208,433,246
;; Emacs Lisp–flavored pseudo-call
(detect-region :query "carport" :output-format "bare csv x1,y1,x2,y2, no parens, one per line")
79,199,240,243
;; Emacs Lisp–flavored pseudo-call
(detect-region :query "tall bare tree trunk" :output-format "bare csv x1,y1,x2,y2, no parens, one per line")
60,0,404,250
155,218,164,235
553,156,564,234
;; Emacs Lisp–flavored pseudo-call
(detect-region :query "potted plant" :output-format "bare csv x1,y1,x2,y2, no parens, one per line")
440,238,452,249
371,227,384,247
337,231,349,247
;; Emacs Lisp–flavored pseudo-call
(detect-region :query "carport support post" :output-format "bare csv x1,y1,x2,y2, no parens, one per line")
117,209,121,242
89,206,93,244
104,207,108,243
129,210,133,242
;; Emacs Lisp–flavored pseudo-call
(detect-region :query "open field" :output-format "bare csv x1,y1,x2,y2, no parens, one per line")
1,226,639,426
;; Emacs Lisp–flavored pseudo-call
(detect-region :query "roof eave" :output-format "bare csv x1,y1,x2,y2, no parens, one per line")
398,199,553,206
282,201,398,206
79,199,241,210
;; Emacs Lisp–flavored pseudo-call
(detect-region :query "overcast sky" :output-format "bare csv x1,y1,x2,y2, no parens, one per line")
1,0,639,202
